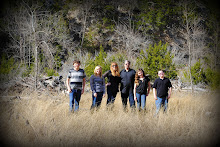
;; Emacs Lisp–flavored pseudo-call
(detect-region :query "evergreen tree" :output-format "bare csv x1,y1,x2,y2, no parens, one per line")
85,44,109,79
136,41,177,80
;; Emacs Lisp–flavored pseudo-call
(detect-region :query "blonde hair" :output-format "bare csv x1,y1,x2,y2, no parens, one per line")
110,62,120,77
135,69,145,86
94,66,102,77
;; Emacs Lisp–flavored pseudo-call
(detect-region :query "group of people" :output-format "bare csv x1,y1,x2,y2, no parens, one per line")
66,60,172,115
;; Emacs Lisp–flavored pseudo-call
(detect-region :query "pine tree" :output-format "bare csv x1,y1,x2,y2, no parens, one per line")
136,41,177,80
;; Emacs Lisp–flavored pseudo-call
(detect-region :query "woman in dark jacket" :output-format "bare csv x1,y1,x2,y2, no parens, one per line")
103,62,121,107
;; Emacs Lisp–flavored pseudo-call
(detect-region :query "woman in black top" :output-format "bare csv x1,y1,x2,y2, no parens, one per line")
134,69,151,111
103,62,121,107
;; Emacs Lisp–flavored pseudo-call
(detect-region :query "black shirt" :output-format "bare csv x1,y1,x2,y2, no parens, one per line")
153,77,172,98
136,76,150,95
120,68,136,94
103,70,121,94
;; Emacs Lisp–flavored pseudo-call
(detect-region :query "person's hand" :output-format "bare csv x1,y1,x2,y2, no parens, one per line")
68,88,72,93
106,82,111,86
134,96,137,101
154,96,158,100
167,94,171,99
81,89,84,94
94,92,97,97
103,94,106,97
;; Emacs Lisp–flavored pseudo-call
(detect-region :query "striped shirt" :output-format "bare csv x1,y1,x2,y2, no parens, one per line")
67,68,86,90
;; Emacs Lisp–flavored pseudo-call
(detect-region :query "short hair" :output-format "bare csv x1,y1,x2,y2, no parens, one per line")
124,60,130,64
158,70,165,74
73,60,80,65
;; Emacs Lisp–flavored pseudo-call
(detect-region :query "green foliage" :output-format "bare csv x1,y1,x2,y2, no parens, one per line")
205,68,220,90
22,64,34,77
85,45,110,78
54,45,63,69
183,60,220,89
136,0,177,40
191,60,206,85
136,41,177,80
44,67,59,77
0,55,15,74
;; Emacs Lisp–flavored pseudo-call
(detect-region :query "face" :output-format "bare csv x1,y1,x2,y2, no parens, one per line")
124,61,130,69
112,64,117,71
96,68,101,75
158,71,164,78
73,63,80,70
138,70,143,77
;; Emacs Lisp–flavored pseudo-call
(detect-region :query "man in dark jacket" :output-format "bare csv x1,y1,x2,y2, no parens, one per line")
120,60,136,110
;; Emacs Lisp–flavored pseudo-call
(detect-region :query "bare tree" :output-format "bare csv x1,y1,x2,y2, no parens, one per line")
178,0,206,92
79,0,93,48
114,21,151,58
3,1,70,90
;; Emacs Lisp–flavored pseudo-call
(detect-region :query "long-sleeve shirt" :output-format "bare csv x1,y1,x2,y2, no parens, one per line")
120,68,136,94
103,70,121,94
90,75,105,94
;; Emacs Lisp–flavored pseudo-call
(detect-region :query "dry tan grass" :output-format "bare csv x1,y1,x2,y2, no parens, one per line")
0,89,219,147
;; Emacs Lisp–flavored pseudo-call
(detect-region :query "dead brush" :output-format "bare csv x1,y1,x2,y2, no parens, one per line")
0,90,219,146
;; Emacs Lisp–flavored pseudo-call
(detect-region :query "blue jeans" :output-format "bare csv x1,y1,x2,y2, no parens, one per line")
136,93,146,111
91,92,103,109
107,88,117,105
121,92,135,108
69,89,82,112
155,97,168,114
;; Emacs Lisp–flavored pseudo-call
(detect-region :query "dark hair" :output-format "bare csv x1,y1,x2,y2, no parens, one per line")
73,60,80,65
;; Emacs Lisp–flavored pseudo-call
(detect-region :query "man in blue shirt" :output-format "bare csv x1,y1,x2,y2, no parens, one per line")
153,70,172,115
120,60,136,110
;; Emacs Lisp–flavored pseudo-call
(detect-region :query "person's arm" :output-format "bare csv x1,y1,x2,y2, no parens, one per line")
147,81,151,96
167,79,172,99
168,87,172,99
134,83,137,101
82,78,85,94
153,88,157,100
103,70,109,78
102,76,106,97
66,78,71,93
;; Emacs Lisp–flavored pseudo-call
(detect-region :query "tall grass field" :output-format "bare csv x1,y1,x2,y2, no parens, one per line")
0,90,219,146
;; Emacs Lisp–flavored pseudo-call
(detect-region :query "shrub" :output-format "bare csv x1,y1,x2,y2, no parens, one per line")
190,60,206,85
85,45,110,78
205,68,220,90
0,54,15,74
136,41,177,80
44,67,59,77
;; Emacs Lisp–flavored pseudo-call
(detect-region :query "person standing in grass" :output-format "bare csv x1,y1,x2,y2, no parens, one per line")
153,70,172,115
103,62,121,108
134,69,151,112
120,60,136,110
90,66,106,110
66,60,86,112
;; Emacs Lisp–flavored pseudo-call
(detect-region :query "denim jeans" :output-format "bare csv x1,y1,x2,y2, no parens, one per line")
107,88,117,105
91,92,103,109
136,93,146,111
155,97,168,114
121,92,135,108
69,89,82,112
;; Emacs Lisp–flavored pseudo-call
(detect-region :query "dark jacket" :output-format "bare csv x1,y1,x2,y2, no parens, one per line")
120,68,136,94
103,70,121,94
